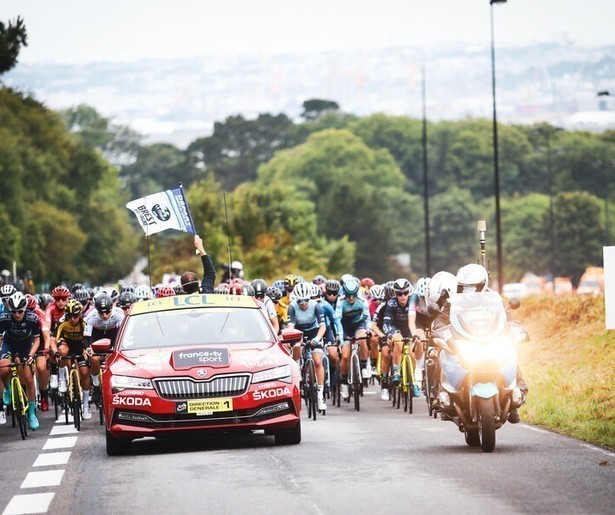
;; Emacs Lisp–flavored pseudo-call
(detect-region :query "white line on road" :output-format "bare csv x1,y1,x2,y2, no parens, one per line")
32,452,72,468
21,471,65,489
518,424,550,435
581,443,615,458
49,425,78,436
2,493,55,515
42,436,78,450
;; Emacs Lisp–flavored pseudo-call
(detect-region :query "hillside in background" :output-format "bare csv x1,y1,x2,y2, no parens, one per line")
5,43,615,147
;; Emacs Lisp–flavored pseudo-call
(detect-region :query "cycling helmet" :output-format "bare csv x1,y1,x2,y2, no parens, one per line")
309,283,322,299
120,285,135,294
118,291,135,308
73,289,90,305
265,286,283,302
456,264,489,293
360,277,375,289
428,271,458,304
340,273,354,286
134,285,152,301
392,278,412,294
8,292,27,311
213,284,227,294
273,279,285,292
52,285,71,299
290,282,312,303
383,281,395,301
342,278,360,297
157,285,176,298
26,294,39,310
1,284,17,298
312,275,326,285
241,284,255,296
94,293,113,313
284,274,300,292
65,299,83,317
251,279,268,297
229,283,244,295
415,277,430,299
324,279,341,294
39,293,54,310
231,260,243,275
71,283,84,294
369,284,384,301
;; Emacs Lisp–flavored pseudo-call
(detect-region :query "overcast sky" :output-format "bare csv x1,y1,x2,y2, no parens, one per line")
1,0,614,64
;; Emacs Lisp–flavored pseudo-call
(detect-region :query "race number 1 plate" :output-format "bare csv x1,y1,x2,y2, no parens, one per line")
175,398,234,415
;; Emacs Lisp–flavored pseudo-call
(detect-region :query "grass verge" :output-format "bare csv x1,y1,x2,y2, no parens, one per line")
516,294,615,449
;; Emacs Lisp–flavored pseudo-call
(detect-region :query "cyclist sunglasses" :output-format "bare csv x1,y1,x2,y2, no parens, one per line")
297,298,309,303
11,309,26,315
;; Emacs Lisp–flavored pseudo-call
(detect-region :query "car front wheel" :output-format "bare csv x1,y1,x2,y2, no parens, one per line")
106,429,132,456
274,420,301,445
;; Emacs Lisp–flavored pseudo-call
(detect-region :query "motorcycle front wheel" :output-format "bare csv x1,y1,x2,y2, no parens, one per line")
478,397,496,452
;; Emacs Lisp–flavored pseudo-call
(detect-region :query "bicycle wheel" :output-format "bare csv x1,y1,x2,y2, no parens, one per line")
307,360,317,421
331,360,341,408
13,384,27,440
351,354,361,412
71,374,81,431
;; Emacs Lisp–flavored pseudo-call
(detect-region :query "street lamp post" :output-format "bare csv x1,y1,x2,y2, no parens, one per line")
490,0,506,293
422,64,431,277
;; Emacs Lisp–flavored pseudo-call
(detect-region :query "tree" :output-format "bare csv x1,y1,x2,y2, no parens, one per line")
300,99,340,121
186,113,301,191
0,17,27,76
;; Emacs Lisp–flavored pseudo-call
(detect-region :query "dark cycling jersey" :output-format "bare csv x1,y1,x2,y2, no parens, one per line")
0,311,41,358
382,298,412,337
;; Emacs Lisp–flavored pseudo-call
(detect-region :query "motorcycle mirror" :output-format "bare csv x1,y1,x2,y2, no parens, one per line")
427,301,441,316
508,297,521,310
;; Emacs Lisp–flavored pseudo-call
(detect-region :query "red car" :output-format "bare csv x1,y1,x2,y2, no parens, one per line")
92,294,302,455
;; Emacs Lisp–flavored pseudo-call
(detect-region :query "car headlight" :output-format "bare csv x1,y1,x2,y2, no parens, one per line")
111,375,154,390
252,365,292,384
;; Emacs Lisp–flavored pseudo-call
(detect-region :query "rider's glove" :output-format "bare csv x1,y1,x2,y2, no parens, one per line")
311,337,323,349
54,351,62,359
25,355,35,366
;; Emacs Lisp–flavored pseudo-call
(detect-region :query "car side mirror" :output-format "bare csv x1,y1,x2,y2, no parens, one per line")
427,301,441,316
91,338,113,354
508,297,521,310
280,328,303,345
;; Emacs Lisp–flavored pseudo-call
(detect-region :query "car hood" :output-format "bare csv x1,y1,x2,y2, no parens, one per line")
111,342,290,377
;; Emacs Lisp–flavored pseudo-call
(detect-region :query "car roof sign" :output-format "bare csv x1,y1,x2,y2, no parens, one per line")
130,294,257,315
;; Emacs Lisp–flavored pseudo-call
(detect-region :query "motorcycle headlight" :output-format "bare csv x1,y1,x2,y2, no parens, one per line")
252,364,292,384
111,375,154,390
457,338,515,364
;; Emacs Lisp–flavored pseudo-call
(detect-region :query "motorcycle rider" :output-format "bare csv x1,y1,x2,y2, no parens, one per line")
455,264,528,423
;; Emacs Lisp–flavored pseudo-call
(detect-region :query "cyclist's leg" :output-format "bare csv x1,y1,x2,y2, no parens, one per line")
35,353,49,411
18,354,39,429
391,332,403,381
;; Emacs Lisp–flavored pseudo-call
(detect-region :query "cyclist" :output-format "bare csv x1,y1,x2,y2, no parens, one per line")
383,278,421,398
26,294,52,412
265,285,285,330
134,285,153,301
0,292,41,429
56,299,92,420
84,292,125,408
1,284,17,315
407,277,431,386
278,274,300,327
117,291,136,315
73,288,94,317
252,279,279,334
334,277,371,400
287,282,327,411
323,279,341,309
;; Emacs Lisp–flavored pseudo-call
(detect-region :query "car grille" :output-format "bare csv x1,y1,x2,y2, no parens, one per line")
153,374,250,400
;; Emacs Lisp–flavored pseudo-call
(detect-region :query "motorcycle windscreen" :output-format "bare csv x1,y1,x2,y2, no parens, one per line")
449,291,506,341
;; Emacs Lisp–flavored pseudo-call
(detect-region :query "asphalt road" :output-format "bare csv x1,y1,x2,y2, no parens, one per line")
1,389,613,515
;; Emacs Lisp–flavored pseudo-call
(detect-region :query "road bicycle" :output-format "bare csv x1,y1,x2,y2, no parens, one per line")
422,334,439,418
58,353,83,431
300,338,319,421
390,337,416,414
345,335,369,412
3,360,31,440
325,342,341,408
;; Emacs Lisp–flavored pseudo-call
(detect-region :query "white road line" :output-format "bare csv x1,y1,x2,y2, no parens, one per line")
21,470,65,489
2,493,55,515
42,436,78,450
518,424,550,435
33,452,72,468
49,425,78,436
581,443,615,458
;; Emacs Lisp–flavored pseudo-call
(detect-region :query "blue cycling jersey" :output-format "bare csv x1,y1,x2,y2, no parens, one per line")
288,300,325,332
334,296,371,341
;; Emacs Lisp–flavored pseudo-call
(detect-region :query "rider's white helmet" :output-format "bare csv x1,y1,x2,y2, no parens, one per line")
428,272,458,304
456,264,489,293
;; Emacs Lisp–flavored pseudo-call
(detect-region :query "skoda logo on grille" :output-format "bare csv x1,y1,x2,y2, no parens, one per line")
196,369,207,378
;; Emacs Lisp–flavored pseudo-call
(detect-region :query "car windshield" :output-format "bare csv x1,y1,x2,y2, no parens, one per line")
120,307,273,350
